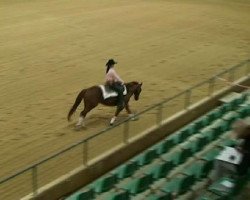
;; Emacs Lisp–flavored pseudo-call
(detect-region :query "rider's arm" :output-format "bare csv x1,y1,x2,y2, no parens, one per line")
112,69,124,84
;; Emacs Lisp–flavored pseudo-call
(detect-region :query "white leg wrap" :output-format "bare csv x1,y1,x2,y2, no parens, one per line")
129,113,138,121
129,113,135,120
110,116,117,125
76,116,84,126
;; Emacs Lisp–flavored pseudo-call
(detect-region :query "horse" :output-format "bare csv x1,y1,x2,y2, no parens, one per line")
67,81,142,127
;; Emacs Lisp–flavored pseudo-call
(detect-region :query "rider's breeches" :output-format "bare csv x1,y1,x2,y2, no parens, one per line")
109,82,124,108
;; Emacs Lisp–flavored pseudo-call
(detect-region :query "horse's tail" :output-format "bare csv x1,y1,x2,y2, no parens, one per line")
67,89,86,121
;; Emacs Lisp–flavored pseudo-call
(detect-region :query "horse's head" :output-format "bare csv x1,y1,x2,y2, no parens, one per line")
127,81,142,101
125,81,143,101
134,82,142,101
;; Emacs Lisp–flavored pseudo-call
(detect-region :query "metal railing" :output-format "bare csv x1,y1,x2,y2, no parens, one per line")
0,59,249,200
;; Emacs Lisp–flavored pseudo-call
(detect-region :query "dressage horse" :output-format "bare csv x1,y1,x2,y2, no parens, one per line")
67,81,142,127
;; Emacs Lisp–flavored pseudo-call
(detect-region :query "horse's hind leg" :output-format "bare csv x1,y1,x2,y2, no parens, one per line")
76,103,97,128
76,113,85,127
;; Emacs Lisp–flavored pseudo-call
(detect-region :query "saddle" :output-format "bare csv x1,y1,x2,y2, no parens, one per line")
99,85,127,99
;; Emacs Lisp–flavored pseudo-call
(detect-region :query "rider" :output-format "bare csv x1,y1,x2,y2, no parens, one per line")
105,59,125,109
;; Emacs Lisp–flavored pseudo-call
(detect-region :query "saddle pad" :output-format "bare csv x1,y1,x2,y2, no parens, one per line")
99,85,127,99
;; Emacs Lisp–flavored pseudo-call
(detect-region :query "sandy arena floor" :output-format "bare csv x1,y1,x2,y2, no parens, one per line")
0,0,249,179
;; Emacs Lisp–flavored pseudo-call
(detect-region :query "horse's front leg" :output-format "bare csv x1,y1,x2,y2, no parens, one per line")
125,104,137,121
110,106,124,126
125,103,132,115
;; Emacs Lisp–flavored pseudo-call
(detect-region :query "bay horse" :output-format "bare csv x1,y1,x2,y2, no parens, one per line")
67,81,142,127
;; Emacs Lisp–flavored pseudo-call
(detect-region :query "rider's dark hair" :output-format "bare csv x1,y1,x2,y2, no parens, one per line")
106,65,111,74
106,59,116,74
106,65,115,74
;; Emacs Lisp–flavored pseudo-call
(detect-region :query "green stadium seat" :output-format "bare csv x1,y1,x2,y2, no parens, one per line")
131,148,157,166
200,127,217,142
183,160,213,180
164,137,176,150
165,135,176,146
119,174,153,195
66,188,94,200
111,161,138,179
168,132,184,145
216,138,238,148
167,124,198,146
232,96,245,107
193,116,210,130
201,148,221,162
180,123,198,138
181,142,193,154
220,103,233,114
206,109,222,122
237,93,248,104
182,136,207,154
153,139,174,155
91,174,117,193
241,91,249,101
220,92,243,106
144,161,174,179
209,120,229,137
237,104,250,118
194,135,208,151
101,189,130,200
208,177,236,198
198,133,209,143
197,191,225,200
161,149,191,166
217,107,227,117
146,190,172,200
228,98,240,109
161,174,195,196
222,112,240,126
178,130,190,142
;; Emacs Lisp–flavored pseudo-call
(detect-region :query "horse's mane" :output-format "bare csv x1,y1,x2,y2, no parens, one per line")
126,81,139,86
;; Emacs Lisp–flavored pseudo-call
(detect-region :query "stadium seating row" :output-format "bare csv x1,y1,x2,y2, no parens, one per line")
66,91,250,200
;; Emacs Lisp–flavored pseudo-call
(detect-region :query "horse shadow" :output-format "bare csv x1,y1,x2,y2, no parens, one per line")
67,112,134,131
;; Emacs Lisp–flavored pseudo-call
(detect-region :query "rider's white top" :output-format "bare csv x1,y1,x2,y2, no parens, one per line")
105,68,124,84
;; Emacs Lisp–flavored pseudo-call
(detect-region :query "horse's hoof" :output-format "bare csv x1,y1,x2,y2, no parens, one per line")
129,114,139,121
75,126,82,131
131,116,139,121
109,123,114,126
75,125,85,131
